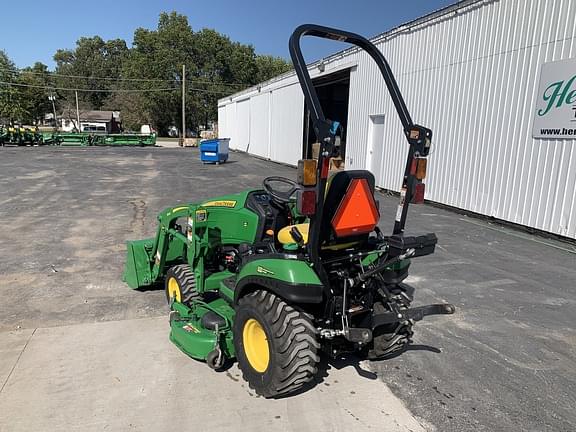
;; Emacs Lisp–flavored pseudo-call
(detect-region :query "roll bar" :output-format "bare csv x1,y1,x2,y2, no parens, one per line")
289,24,414,134
288,24,432,264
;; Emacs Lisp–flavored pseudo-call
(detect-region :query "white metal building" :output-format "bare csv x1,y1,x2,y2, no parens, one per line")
218,0,576,240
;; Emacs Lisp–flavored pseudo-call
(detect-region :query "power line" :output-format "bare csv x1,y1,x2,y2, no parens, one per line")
0,81,175,93
0,80,235,94
0,66,247,88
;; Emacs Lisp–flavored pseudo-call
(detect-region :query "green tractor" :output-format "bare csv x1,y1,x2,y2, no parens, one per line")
123,24,455,398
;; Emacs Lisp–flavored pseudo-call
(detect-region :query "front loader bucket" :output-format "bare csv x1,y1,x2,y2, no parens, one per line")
123,238,154,289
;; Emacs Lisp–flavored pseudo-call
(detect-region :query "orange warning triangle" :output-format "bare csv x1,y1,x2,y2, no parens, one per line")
331,178,379,238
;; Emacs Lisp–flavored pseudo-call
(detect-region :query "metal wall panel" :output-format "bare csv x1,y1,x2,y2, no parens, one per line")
269,85,304,166
235,99,250,152
217,105,227,139
225,103,237,150
248,93,271,159
218,0,576,239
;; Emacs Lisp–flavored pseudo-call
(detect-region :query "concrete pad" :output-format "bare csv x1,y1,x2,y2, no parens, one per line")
0,317,425,432
0,329,35,389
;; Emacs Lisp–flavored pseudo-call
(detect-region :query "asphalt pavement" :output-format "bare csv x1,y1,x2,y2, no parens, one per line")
0,146,574,431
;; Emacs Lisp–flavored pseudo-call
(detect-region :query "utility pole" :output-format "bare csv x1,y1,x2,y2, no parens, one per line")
75,91,81,132
181,64,186,146
48,93,58,130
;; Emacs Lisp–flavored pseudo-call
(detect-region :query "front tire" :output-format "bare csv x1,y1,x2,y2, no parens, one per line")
165,264,200,306
234,290,319,398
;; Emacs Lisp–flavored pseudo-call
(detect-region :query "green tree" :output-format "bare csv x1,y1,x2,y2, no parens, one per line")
32,11,293,134
255,55,292,83
119,12,194,134
19,62,53,124
54,36,128,109
0,50,26,124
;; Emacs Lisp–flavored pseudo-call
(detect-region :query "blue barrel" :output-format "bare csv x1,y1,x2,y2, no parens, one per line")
200,138,230,164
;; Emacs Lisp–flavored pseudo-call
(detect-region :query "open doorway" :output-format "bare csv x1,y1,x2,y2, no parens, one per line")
302,68,350,168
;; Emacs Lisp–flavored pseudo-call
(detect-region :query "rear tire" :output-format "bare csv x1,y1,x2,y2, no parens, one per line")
165,265,200,306
234,290,319,398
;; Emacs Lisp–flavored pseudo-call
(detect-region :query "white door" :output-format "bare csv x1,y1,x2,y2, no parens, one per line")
366,115,385,177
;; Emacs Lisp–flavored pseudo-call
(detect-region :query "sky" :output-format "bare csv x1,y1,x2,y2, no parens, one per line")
1,0,458,70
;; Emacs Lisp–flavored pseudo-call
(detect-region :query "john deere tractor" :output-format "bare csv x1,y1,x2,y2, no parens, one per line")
123,25,455,398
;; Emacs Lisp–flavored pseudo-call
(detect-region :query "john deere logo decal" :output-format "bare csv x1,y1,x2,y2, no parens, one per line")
202,200,236,208
256,266,275,275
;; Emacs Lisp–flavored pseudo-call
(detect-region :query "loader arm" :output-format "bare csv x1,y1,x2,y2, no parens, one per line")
123,205,209,289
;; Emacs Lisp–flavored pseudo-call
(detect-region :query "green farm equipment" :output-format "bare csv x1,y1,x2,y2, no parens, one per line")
38,131,156,147
1,126,43,146
100,133,156,146
54,132,91,146
123,25,455,398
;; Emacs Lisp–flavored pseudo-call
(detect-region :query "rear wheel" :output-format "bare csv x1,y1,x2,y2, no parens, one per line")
165,265,200,306
234,290,319,398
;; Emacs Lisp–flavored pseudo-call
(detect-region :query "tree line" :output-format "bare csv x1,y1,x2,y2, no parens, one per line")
0,12,292,135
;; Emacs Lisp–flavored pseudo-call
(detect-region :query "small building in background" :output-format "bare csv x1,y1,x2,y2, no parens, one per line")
60,110,121,133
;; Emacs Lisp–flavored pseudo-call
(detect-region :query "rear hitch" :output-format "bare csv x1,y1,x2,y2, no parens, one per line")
372,303,455,329
319,327,373,344
345,327,373,344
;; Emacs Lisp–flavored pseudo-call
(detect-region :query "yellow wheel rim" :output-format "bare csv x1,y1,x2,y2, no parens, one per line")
242,318,270,373
167,277,181,303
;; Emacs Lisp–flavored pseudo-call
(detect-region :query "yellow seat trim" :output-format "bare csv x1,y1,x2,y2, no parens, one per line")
277,223,359,251
277,223,309,245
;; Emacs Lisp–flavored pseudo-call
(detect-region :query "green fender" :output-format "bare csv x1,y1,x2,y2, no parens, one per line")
235,258,324,304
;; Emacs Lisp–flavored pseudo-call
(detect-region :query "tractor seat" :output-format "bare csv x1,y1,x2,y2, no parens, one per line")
277,170,379,251
277,223,358,251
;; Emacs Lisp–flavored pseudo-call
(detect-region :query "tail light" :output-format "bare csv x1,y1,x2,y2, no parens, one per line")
410,157,427,180
412,183,425,204
297,189,316,215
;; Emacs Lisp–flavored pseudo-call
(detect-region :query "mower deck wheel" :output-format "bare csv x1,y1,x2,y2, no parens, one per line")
165,265,200,306
206,349,225,370
234,290,320,398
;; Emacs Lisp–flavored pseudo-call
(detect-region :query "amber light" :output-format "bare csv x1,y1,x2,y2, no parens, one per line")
297,159,317,186
415,158,427,180
331,179,379,237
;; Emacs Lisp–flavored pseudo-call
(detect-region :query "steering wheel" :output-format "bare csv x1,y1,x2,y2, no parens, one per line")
263,176,301,204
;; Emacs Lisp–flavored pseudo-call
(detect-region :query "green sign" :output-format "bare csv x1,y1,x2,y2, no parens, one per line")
533,58,576,139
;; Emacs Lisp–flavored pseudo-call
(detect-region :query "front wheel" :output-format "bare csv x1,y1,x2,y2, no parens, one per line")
233,290,319,398
164,264,200,306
